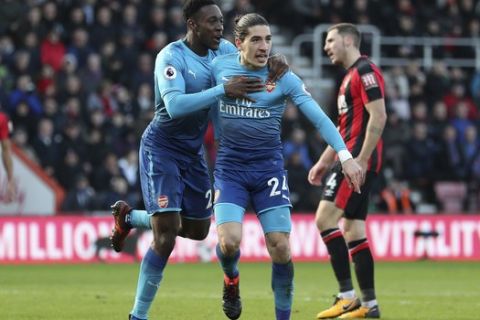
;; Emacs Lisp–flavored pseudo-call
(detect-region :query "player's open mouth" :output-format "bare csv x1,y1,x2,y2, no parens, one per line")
213,36,221,44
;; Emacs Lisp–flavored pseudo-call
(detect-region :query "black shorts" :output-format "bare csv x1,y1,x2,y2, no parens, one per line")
321,161,378,220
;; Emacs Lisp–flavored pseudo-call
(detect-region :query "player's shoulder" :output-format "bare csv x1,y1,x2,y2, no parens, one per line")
216,39,237,55
278,70,303,87
156,41,184,63
354,56,382,76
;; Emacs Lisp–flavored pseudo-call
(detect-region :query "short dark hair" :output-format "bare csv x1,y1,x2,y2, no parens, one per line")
233,13,269,41
328,23,361,48
183,0,217,20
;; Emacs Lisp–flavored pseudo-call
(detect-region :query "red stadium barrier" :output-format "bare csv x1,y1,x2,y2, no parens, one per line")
0,214,479,264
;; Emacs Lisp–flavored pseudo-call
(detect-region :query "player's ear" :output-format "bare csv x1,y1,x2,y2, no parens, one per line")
187,18,197,31
344,34,354,48
235,38,242,50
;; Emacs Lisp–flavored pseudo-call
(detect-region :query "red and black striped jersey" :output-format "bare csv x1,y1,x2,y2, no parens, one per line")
336,56,384,173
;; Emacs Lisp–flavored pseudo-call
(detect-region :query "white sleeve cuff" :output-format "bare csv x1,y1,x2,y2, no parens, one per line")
338,150,353,163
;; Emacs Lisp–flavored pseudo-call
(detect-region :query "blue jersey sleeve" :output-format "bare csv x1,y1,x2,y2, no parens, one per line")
281,72,347,153
155,50,225,119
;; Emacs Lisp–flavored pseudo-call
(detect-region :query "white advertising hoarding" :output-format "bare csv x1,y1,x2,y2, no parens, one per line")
0,145,64,215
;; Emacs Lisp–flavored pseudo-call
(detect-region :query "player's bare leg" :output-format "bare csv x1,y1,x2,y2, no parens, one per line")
178,216,210,240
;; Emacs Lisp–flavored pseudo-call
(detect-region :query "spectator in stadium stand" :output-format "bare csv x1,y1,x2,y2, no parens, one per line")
8,74,43,116
404,122,437,200
450,101,475,145
463,125,480,182
40,24,66,73
308,23,386,319
434,125,465,181
443,82,478,120
61,174,96,212
31,117,61,177
89,6,117,51
283,127,313,171
66,27,94,70
0,110,15,202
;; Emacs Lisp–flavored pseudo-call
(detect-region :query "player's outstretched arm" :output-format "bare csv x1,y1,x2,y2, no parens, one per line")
164,76,264,118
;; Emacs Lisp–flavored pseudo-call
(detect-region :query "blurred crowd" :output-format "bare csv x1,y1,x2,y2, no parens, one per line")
0,0,479,213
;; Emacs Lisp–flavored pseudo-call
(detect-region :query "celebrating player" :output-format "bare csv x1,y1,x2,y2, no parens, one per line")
310,23,387,319
210,14,363,320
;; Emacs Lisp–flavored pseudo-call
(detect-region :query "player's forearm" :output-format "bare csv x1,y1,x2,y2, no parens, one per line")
164,84,225,118
299,99,348,154
317,146,337,165
358,110,386,162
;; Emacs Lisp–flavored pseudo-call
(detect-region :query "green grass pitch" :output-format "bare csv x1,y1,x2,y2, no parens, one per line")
1,261,479,319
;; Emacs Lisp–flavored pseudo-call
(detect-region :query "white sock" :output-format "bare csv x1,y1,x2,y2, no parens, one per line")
338,290,356,299
362,299,377,308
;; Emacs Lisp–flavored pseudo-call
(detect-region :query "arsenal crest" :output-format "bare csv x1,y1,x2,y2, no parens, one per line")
265,80,276,93
158,195,169,208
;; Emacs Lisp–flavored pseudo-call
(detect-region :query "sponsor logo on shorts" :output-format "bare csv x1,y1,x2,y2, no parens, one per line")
158,195,169,208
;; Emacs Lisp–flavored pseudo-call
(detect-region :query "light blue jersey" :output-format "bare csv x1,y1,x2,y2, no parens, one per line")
142,39,236,159
211,53,347,172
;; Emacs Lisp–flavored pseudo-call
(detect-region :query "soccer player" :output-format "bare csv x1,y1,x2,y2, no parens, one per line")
309,23,387,319
113,1,286,319
210,14,363,320
0,110,15,203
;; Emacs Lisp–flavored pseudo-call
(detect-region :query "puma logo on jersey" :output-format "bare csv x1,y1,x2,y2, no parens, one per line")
188,69,196,79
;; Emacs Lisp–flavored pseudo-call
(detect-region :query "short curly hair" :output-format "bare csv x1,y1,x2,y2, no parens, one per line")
183,0,218,21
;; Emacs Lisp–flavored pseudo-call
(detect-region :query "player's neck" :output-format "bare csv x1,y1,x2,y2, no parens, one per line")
240,55,262,70
343,50,361,69
183,34,208,56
